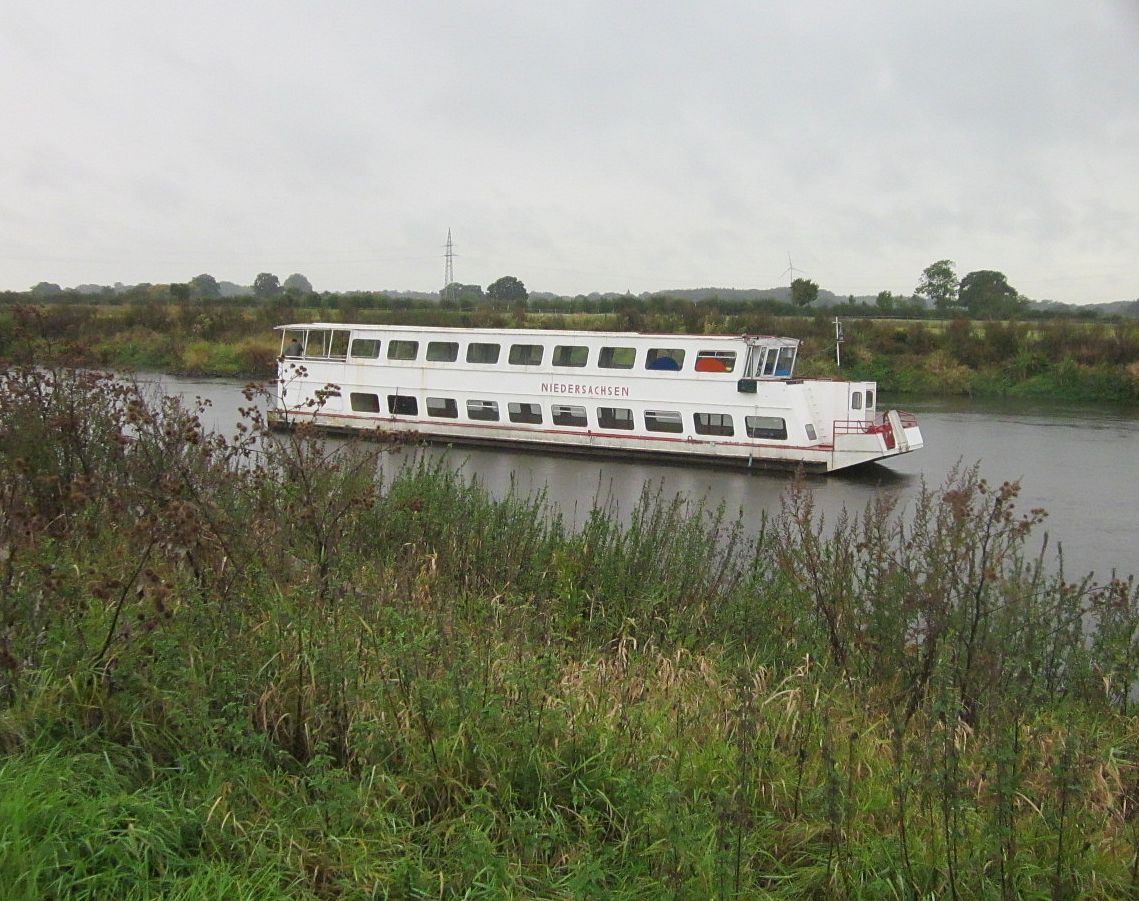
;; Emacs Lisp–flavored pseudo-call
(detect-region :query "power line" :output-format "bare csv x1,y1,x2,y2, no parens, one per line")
443,229,456,301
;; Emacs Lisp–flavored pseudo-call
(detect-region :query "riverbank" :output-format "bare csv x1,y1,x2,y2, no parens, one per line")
3,367,1139,896
3,301,1138,402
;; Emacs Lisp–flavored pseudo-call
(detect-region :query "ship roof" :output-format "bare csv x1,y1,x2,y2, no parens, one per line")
275,322,797,344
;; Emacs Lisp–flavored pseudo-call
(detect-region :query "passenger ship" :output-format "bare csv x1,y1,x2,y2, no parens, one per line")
268,323,923,473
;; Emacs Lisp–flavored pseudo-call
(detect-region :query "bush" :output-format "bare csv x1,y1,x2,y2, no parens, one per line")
3,369,1139,896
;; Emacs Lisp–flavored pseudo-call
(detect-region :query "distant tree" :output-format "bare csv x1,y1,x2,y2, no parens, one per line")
876,290,897,313
487,275,528,303
253,272,281,299
916,259,960,312
169,282,191,302
189,273,221,300
283,273,313,295
959,270,1025,319
790,277,819,308
441,282,484,304
30,282,63,297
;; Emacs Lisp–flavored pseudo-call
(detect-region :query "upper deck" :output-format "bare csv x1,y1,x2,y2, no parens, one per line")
276,322,801,381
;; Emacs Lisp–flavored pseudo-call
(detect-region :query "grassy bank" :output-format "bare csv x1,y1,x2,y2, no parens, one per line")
2,367,1139,897
2,300,1138,401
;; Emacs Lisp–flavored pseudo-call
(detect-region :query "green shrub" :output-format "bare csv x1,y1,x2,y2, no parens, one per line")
4,369,1139,897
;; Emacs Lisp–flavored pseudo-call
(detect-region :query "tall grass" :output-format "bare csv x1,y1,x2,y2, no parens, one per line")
2,367,1139,896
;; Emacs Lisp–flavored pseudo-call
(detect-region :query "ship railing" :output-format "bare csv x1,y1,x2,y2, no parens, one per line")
834,418,880,436
832,411,919,449
890,411,919,428
835,411,918,432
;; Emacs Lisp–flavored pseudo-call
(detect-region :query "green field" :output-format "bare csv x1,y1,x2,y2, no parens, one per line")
2,299,1138,402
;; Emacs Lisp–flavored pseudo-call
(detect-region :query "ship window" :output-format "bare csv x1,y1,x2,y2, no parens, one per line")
552,345,589,367
645,410,683,433
283,331,304,356
466,399,500,421
509,344,544,366
508,402,543,424
761,350,777,377
466,342,501,364
387,395,418,416
805,423,817,441
851,391,863,410
745,416,787,440
597,406,634,430
426,341,458,362
695,351,736,373
865,390,875,408
350,392,380,413
387,340,419,361
350,338,382,359
551,404,587,427
426,397,458,418
329,330,350,358
694,412,734,436
304,330,328,357
645,348,685,371
598,346,635,369
775,346,796,377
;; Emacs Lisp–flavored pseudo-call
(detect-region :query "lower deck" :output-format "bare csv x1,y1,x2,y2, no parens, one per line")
266,402,922,473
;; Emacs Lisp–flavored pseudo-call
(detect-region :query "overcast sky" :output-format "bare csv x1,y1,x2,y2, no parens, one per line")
3,1,1137,303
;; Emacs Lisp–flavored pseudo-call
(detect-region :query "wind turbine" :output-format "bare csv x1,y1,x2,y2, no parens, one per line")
781,253,803,286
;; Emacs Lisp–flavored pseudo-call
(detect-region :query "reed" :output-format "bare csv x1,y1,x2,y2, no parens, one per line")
2,367,1139,896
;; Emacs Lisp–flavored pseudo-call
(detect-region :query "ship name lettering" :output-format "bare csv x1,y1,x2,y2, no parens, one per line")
540,382,631,398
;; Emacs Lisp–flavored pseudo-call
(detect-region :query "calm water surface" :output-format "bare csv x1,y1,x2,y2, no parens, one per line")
150,376,1138,581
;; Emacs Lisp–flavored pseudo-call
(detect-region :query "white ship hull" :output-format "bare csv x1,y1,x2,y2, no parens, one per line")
269,323,923,473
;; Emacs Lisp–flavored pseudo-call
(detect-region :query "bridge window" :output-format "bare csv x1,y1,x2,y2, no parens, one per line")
466,342,501,364
645,348,685,371
426,397,458,418
552,404,587,427
466,399,499,421
426,341,458,362
552,345,589,367
350,338,382,359
805,424,817,441
645,410,683,433
694,412,734,436
508,402,543,424
597,407,634,430
387,340,419,361
851,391,863,410
865,390,875,408
509,344,544,365
745,416,787,440
349,392,380,412
387,395,418,416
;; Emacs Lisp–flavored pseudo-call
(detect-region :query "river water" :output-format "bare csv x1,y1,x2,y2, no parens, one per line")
148,376,1138,581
